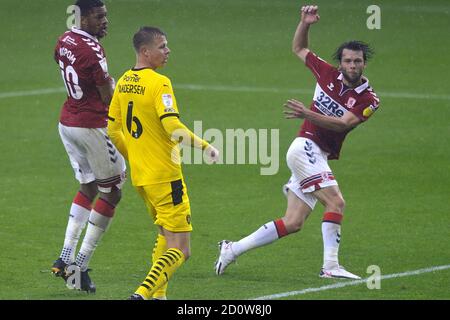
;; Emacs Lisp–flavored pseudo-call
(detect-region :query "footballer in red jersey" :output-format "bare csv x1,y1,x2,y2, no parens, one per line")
51,0,126,294
55,26,110,128
297,50,379,160
215,5,379,280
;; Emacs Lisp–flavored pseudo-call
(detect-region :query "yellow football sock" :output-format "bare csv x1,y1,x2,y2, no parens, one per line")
135,248,185,300
152,234,168,299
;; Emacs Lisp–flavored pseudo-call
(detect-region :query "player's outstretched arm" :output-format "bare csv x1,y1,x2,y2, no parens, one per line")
284,99,360,132
292,5,320,62
161,116,219,163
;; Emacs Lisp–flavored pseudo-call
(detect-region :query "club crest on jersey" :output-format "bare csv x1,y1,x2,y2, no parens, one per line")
313,85,347,118
321,171,331,182
162,94,173,107
346,97,356,109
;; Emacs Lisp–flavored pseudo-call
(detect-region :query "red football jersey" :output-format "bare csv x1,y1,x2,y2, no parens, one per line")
299,51,380,159
54,28,110,128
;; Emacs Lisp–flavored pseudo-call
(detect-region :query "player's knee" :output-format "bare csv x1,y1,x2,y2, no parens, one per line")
113,188,122,203
329,195,345,213
335,196,345,213
80,183,98,201
100,188,122,206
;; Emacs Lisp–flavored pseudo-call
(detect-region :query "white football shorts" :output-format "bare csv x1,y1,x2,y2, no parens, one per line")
284,137,338,209
58,123,126,193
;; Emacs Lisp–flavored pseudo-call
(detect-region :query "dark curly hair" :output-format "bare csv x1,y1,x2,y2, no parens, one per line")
333,40,374,63
75,0,104,17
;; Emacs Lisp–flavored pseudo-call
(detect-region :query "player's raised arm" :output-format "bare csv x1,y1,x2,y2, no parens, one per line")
292,5,320,62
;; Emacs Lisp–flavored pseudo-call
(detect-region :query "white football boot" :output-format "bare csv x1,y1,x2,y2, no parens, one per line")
319,266,361,279
214,240,237,275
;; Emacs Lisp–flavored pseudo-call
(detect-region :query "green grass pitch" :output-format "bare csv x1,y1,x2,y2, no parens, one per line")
0,0,449,300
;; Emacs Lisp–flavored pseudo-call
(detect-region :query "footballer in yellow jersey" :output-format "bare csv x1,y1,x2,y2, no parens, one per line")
109,68,183,186
107,26,218,300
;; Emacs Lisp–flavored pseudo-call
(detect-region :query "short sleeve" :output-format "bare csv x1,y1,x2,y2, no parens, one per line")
90,55,110,87
108,85,121,123
305,51,336,81
155,78,179,121
81,46,110,87
350,95,380,122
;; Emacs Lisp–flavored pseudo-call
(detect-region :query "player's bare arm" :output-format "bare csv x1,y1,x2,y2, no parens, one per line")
292,5,320,62
97,77,115,105
284,99,360,132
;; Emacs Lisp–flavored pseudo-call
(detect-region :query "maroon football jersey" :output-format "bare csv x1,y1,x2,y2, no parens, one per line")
299,51,380,159
54,28,110,128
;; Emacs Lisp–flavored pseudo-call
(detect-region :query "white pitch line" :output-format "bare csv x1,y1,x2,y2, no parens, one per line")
0,84,449,101
250,264,450,300
175,83,312,95
176,84,450,101
0,87,66,99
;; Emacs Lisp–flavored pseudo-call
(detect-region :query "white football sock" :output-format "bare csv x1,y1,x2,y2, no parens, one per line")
322,222,341,270
60,202,90,264
75,210,112,271
231,221,280,256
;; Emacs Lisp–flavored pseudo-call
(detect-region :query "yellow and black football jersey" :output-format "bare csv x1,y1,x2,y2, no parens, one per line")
108,68,183,186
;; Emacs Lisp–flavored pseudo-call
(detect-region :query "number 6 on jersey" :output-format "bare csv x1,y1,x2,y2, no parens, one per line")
127,101,143,139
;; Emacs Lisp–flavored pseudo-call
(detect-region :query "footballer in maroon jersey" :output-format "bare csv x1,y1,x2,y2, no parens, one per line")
215,5,379,280
55,27,111,128
292,51,379,160
51,0,126,293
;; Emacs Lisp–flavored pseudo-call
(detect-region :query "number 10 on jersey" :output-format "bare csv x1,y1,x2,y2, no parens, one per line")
59,60,83,100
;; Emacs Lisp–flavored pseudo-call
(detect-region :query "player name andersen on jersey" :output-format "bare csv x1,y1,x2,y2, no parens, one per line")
117,83,146,95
